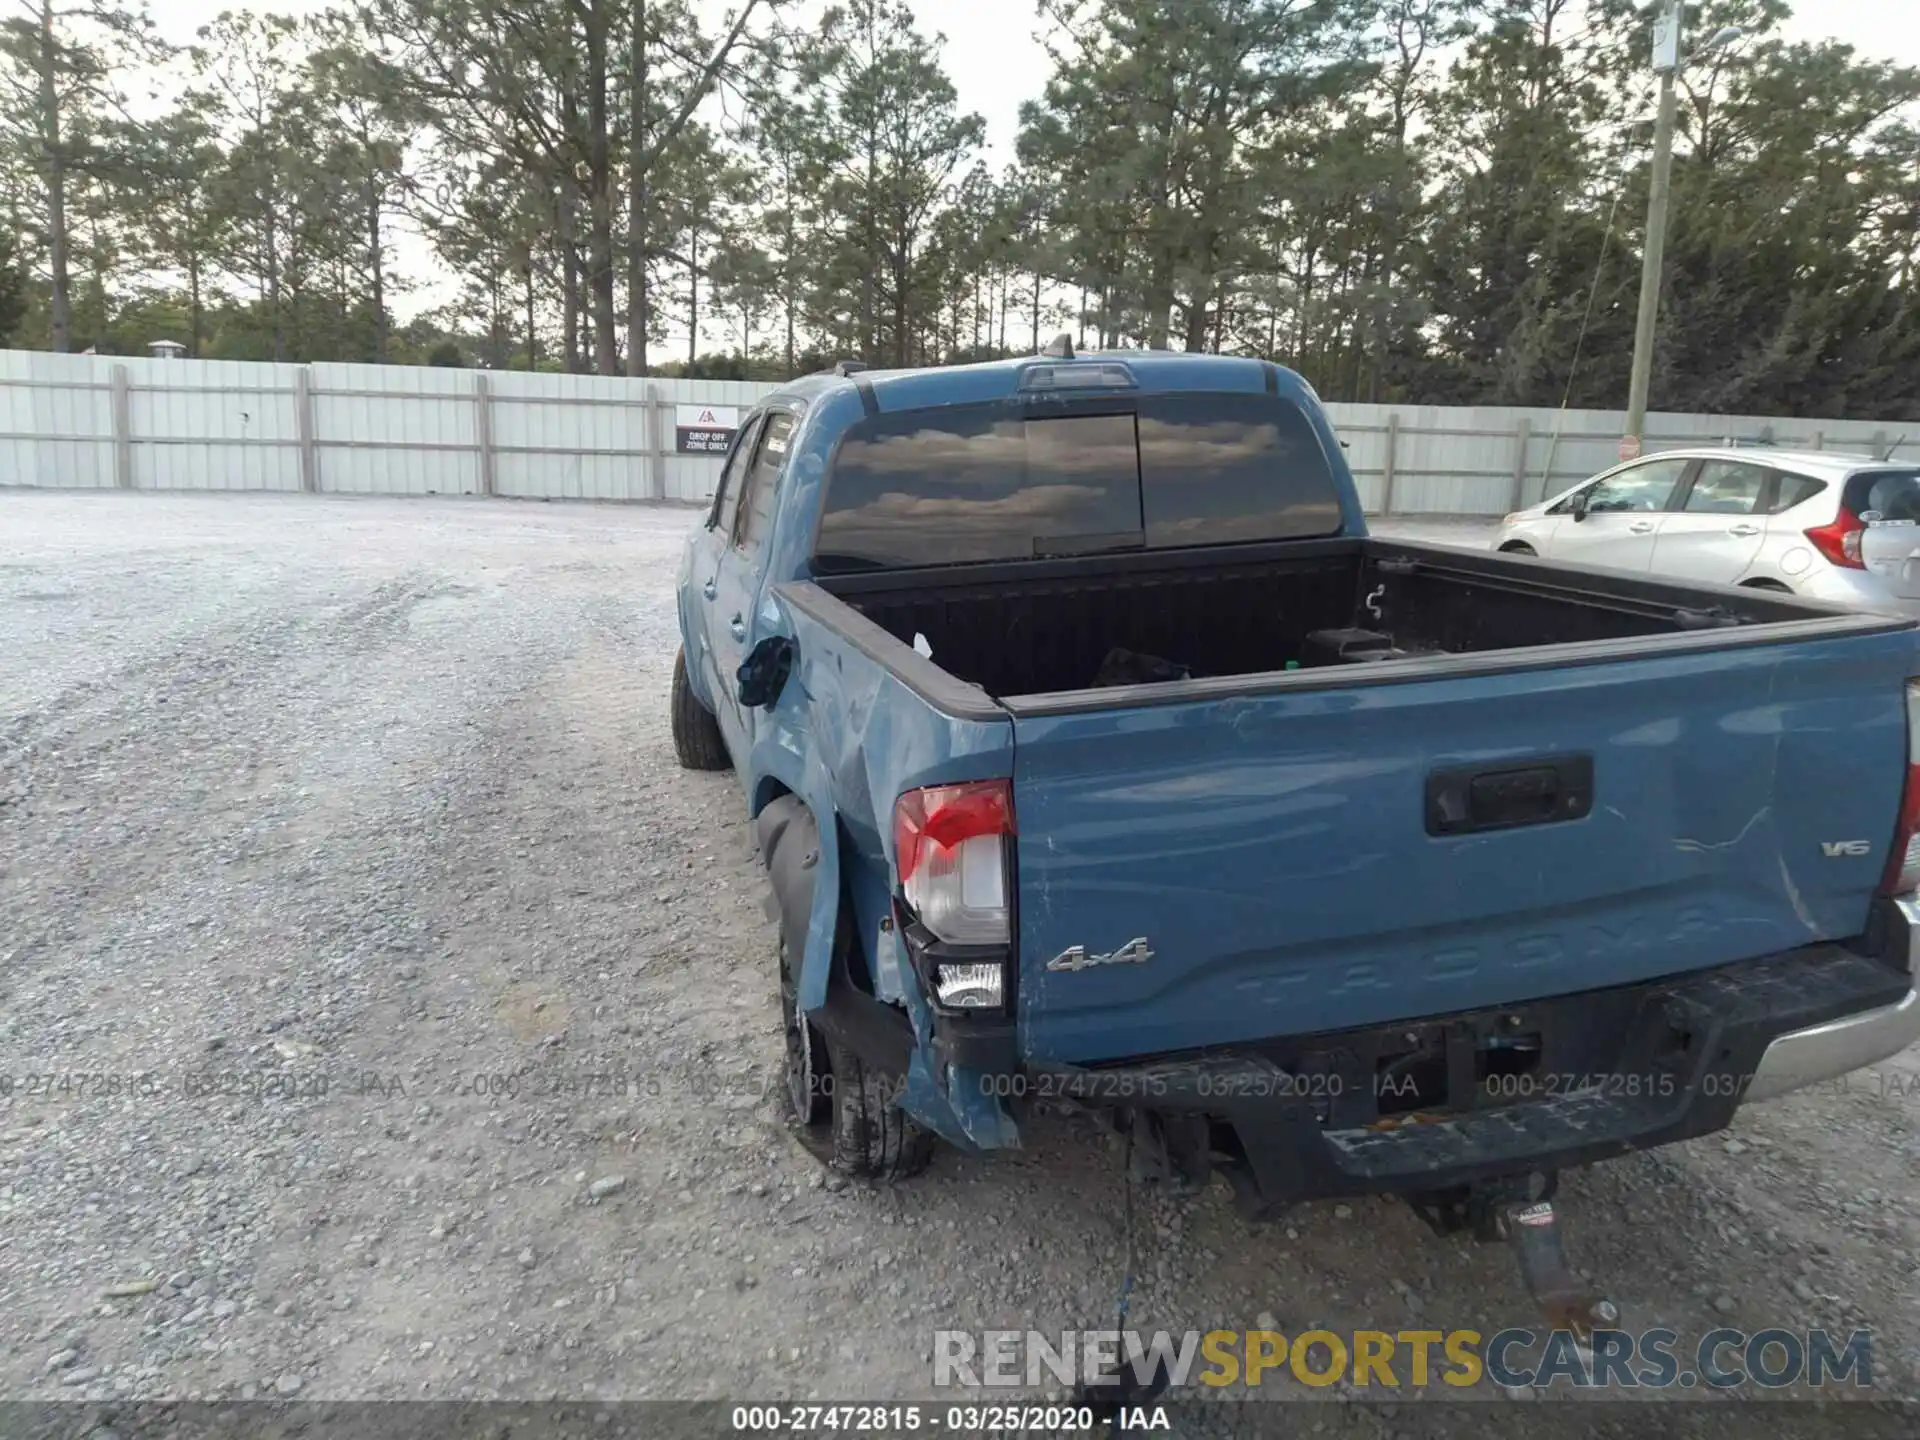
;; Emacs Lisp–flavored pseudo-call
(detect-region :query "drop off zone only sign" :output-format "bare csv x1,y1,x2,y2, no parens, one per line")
674,403,740,454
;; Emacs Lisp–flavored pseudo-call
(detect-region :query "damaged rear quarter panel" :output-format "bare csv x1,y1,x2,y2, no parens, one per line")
764,587,1018,1149
769,589,1014,1022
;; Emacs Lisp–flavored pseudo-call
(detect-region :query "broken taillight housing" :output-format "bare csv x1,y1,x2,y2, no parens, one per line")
1881,681,1920,896
893,779,1013,947
931,961,1004,1010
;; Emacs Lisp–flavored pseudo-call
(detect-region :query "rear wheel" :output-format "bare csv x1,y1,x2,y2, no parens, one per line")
773,872,934,1181
768,794,940,1175
670,648,729,770
819,1034,934,1181
779,929,832,1142
1498,541,1537,555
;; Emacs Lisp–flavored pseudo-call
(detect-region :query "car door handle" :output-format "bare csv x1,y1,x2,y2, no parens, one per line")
1628,520,1656,534
729,615,747,641
1728,523,1761,537
701,578,717,600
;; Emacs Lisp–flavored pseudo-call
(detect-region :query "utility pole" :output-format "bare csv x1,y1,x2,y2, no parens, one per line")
1623,8,1742,459
1621,0,1682,460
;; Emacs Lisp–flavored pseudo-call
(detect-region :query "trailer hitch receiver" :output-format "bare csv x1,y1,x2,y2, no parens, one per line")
1406,1177,1618,1341
1501,1199,1618,1343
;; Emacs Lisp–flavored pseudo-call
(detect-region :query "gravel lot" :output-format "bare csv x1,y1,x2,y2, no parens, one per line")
2,492,1917,1433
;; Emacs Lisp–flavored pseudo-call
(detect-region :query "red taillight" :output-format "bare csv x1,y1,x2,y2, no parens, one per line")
1882,682,1920,896
893,780,1014,945
1805,508,1866,569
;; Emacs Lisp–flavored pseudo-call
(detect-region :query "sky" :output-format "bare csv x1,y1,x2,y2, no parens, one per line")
142,0,1920,339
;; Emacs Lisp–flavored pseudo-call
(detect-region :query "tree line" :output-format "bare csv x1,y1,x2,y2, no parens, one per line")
3,0,1919,418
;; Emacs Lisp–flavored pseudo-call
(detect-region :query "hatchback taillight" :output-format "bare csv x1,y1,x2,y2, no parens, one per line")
1805,508,1866,569
893,780,1014,946
1882,682,1920,897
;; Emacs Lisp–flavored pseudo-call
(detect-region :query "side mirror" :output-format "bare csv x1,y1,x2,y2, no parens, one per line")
1570,489,1592,522
736,635,794,709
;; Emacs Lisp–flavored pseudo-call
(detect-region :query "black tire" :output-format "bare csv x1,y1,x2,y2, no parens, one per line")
670,648,730,770
1498,541,1537,555
778,927,833,1141
778,926,933,1181
819,1031,934,1181
766,809,933,1183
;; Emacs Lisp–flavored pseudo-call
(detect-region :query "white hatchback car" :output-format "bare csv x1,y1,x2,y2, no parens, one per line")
1493,447,1920,615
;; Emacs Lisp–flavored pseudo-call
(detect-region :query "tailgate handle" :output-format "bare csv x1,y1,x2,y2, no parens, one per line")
1426,756,1594,837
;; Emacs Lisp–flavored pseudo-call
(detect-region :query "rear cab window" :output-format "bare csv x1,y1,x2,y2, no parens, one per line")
812,392,1343,571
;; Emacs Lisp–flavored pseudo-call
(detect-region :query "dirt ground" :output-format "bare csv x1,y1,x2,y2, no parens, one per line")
2,492,1917,1434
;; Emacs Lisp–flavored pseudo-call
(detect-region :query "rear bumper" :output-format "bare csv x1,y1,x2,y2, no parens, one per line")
1792,565,1920,619
1745,895,1920,1101
1022,905,1920,1212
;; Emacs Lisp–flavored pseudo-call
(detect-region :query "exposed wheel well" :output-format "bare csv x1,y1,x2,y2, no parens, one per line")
1498,541,1537,555
752,776,794,819
756,793,878,999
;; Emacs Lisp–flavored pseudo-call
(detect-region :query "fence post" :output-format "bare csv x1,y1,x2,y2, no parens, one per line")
646,382,668,501
294,368,318,493
1379,413,1399,517
1509,416,1532,512
473,373,496,497
110,363,133,489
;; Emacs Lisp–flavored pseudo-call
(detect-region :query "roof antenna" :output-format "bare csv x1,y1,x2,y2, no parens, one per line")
1040,332,1074,360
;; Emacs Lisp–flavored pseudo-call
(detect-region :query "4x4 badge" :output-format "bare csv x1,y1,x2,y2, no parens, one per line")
1047,937,1154,973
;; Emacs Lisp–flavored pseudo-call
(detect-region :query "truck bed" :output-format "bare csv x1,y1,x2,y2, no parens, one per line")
782,541,1918,1064
817,538,1831,706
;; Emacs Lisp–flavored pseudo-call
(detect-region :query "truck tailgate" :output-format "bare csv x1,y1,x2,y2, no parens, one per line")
1011,629,1917,1063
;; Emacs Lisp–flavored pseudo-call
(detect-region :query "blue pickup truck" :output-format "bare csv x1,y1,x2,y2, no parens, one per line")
671,346,1920,1318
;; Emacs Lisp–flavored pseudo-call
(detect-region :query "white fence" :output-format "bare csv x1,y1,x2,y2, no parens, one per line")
0,350,769,504
2,349,1914,515
1329,401,1916,516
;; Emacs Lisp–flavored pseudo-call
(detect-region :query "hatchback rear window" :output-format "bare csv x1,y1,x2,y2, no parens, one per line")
1846,469,1920,523
814,392,1342,571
